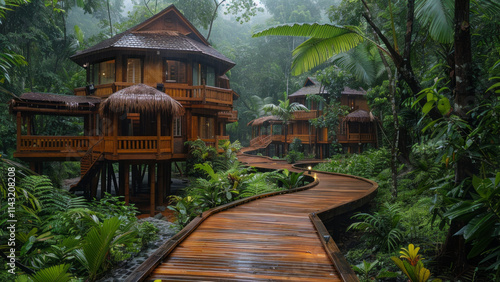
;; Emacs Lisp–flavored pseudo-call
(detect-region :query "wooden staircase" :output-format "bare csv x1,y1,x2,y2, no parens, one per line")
249,135,272,149
70,139,104,196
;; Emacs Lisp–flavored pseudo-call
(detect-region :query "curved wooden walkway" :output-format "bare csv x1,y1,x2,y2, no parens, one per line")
127,148,377,281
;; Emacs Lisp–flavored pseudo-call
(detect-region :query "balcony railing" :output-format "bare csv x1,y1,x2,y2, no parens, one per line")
293,110,321,120
337,133,376,142
74,82,235,106
18,136,100,152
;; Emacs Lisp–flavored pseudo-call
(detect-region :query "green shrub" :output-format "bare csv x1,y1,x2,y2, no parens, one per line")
348,203,405,252
285,150,304,164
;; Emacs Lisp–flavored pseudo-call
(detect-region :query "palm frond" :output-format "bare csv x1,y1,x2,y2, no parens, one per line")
416,0,454,44
253,23,361,39
331,44,378,85
291,33,363,75
253,23,364,75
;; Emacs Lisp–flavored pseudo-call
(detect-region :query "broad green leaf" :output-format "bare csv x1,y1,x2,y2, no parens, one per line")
422,101,435,114
462,213,495,240
437,97,451,115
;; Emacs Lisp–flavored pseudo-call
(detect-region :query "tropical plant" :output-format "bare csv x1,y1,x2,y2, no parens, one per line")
443,173,500,274
15,263,73,282
74,217,137,281
285,150,304,164
167,195,201,231
348,203,404,252
391,244,441,282
274,169,306,189
262,92,309,153
352,260,398,281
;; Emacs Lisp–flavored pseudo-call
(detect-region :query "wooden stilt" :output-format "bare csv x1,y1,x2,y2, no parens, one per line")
124,163,130,205
110,163,118,195
157,163,164,206
165,161,171,196
91,170,100,199
119,163,125,196
100,163,106,199
149,163,156,216
107,162,112,194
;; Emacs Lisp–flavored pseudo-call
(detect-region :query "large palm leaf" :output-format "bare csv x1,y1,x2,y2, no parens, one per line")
331,42,384,85
253,23,364,75
416,0,454,44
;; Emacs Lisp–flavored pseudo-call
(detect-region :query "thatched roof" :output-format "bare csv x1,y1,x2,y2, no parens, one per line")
247,115,281,126
99,84,184,116
344,109,376,122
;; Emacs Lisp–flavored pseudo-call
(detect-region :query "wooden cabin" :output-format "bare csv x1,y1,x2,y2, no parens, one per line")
248,78,377,158
9,5,238,215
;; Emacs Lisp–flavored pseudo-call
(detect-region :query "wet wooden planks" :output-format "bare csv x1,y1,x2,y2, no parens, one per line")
147,150,377,281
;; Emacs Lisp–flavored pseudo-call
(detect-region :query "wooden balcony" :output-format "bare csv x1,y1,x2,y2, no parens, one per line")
74,82,235,107
15,135,176,160
15,136,100,159
218,110,238,122
337,133,376,143
293,110,320,120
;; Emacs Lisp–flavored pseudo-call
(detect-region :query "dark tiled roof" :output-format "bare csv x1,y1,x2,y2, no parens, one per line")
289,85,327,97
341,87,367,95
72,31,234,66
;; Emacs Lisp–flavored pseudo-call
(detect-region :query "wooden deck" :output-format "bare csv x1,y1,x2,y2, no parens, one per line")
127,148,377,281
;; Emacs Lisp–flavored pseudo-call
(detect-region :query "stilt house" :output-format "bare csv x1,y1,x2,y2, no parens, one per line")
9,5,238,215
248,78,377,158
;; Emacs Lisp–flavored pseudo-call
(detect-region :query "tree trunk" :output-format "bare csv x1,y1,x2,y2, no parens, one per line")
439,0,474,274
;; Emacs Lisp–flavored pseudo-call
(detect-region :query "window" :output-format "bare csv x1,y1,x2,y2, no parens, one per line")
91,60,115,85
192,63,215,86
173,117,182,136
198,116,214,139
126,58,142,83
164,60,187,83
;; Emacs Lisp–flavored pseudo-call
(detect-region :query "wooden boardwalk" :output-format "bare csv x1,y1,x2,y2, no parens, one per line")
127,148,377,281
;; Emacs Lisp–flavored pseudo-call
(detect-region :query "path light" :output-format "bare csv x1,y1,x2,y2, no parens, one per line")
314,173,317,180
307,166,312,174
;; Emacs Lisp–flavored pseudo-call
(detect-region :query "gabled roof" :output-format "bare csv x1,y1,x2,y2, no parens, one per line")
71,5,234,70
289,77,327,97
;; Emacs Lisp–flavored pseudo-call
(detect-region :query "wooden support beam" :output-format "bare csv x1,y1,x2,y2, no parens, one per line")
149,163,156,216
100,163,106,199
107,162,112,194
113,114,118,156
91,169,100,200
124,163,130,205
119,163,125,196
165,161,171,197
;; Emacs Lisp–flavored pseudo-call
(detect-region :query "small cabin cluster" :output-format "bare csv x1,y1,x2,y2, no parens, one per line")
248,78,378,158
9,5,238,215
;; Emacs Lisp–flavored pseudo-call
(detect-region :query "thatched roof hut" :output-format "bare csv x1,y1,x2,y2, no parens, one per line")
344,109,376,122
99,84,184,117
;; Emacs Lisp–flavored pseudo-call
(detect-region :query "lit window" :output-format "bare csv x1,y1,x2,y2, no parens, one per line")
127,58,142,83
92,60,115,85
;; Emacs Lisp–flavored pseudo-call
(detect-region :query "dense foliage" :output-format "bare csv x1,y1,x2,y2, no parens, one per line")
0,159,159,281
